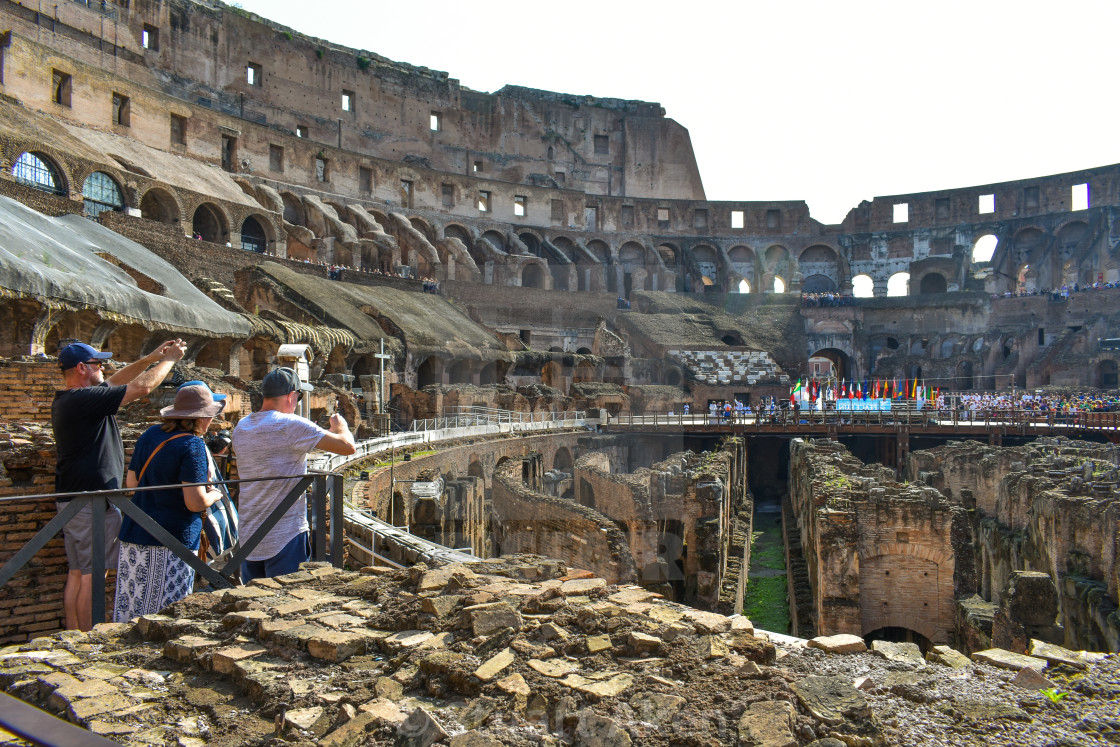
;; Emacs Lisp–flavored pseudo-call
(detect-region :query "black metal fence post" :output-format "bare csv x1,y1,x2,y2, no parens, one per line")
91,496,106,626
312,475,327,563
330,473,344,566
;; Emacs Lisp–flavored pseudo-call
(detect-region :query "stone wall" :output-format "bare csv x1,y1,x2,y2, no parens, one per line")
910,438,1120,651
788,438,964,645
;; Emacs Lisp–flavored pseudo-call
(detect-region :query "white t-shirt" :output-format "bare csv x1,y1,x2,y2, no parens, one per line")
233,410,328,561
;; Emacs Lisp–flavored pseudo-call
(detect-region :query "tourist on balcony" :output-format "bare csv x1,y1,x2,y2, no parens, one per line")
52,339,186,631
113,382,226,623
232,368,356,581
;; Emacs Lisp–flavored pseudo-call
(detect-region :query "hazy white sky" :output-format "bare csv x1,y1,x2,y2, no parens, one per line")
235,0,1120,225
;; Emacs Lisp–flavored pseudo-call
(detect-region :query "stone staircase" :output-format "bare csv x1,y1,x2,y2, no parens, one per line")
668,349,789,386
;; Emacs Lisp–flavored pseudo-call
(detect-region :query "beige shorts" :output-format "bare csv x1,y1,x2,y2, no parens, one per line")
56,501,121,573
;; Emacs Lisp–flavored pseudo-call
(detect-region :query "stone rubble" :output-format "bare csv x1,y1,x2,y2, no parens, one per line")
0,556,1118,745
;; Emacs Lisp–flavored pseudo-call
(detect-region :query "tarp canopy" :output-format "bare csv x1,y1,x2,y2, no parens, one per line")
0,195,249,336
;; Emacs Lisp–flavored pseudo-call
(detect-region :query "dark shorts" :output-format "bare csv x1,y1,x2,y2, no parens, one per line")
241,531,310,583
56,501,122,573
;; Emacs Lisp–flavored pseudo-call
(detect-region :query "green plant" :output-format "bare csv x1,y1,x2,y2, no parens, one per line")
357,56,371,71
315,48,324,60
1040,688,1067,704
282,31,292,41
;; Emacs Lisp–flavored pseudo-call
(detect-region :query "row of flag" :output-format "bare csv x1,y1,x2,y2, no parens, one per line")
790,378,939,404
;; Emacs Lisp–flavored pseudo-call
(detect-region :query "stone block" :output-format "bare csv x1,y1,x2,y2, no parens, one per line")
1011,666,1056,690
320,712,376,747
629,692,685,725
926,645,971,668
737,700,796,747
465,603,523,637
560,672,633,698
790,676,871,726
1028,639,1088,670
308,631,367,662
420,595,462,617
473,647,515,682
627,632,660,654
397,706,448,747
971,648,1049,672
359,697,408,725
870,640,924,666
575,709,632,746
808,634,867,654
163,636,221,664
496,673,530,697
211,643,268,675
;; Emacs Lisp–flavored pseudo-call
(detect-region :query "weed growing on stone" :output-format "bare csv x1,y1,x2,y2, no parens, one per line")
743,575,790,634
1040,688,1068,704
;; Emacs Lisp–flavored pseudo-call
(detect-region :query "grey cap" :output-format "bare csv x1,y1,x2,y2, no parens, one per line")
262,367,313,398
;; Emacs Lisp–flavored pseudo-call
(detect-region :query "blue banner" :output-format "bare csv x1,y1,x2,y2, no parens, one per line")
836,399,892,412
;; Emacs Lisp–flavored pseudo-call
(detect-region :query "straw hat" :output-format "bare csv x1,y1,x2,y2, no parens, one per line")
160,383,227,419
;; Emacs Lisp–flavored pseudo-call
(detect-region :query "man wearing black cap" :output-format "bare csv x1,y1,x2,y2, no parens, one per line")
233,367,355,581
52,339,187,630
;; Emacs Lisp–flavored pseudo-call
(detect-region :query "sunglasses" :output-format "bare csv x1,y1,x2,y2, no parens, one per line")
83,360,105,368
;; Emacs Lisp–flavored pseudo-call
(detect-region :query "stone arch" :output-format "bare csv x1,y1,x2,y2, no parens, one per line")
102,323,153,362
519,232,543,257
764,245,790,268
852,274,874,297
444,223,473,247
809,348,851,381
887,272,910,296
918,273,947,294
972,234,998,263
801,274,836,293
554,447,573,471
541,360,563,388
727,245,756,284
551,236,578,262
409,216,436,243
956,360,974,390
586,239,611,264
280,192,306,226
194,338,232,373
11,151,68,195
479,230,507,254
192,202,229,244
479,360,504,386
447,358,473,385
81,171,125,218
657,243,678,267
522,263,546,289
1096,359,1118,389
859,545,950,644
240,214,271,253
138,186,181,225
416,357,440,389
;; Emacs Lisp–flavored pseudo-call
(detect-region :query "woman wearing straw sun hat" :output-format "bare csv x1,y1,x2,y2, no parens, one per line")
112,382,227,622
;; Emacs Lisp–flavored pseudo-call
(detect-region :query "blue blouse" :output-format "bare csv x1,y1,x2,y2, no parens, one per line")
119,426,208,550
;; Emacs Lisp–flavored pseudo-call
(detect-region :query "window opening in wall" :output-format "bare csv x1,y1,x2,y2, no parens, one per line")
514,195,527,217
657,207,670,228
766,209,780,229
554,171,565,183
52,70,72,107
887,271,910,296
737,279,750,293
519,329,531,346
1038,328,1046,346
477,191,490,212
400,179,413,208
978,193,994,214
585,204,598,231
547,146,554,160
621,205,634,228
551,199,564,225
170,114,186,145
693,209,708,230
241,216,267,253
972,234,998,263
1024,185,1040,209
12,152,64,195
111,93,130,126
473,160,483,173
360,166,373,193
296,125,308,138
341,90,354,112
247,62,262,86
441,183,454,207
430,112,441,131
142,25,159,51
773,276,786,293
315,155,328,182
269,144,283,172
593,134,609,155
892,203,909,223
221,135,236,172
1072,182,1089,210
935,197,950,220
731,209,744,229
852,274,874,297
82,171,123,218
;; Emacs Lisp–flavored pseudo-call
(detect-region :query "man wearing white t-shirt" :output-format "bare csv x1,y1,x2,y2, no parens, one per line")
233,367,355,581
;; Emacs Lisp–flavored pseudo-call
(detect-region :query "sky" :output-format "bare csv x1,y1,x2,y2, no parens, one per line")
234,0,1120,225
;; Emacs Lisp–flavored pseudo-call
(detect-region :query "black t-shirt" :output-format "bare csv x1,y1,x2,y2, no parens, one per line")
52,383,128,496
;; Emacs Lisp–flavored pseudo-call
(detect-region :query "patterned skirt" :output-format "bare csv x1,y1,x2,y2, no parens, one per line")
113,541,196,623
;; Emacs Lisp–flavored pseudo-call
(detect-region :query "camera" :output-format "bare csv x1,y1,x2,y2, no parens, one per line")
206,429,232,454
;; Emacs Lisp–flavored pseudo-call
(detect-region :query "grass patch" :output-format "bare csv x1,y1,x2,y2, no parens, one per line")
743,575,790,634
749,538,785,570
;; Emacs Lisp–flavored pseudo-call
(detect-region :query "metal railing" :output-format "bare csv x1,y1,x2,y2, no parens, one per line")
407,407,587,432
605,406,1120,433
0,471,344,627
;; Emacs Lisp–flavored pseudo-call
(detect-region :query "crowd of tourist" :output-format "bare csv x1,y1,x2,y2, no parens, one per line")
801,292,855,307
993,281,1118,301
955,391,1120,414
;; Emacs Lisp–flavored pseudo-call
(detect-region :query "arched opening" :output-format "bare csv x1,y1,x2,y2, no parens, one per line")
480,231,506,255
520,233,541,257
664,369,681,386
550,264,570,291
957,360,974,390
939,337,959,358
81,171,124,218
447,359,472,385
852,274,874,297
801,274,836,293
764,245,789,268
192,203,228,243
416,357,439,389
409,217,435,243
919,273,947,294
972,234,998,263
521,263,545,289
553,447,572,471
809,348,851,381
444,223,472,246
241,215,268,253
479,361,500,386
737,279,751,293
773,276,786,294
541,361,563,388
1098,360,1118,389
12,152,66,195
864,627,933,655
281,192,305,226
139,188,179,225
887,272,910,297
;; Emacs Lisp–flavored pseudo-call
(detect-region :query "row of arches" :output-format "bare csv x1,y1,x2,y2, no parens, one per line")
9,150,275,252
